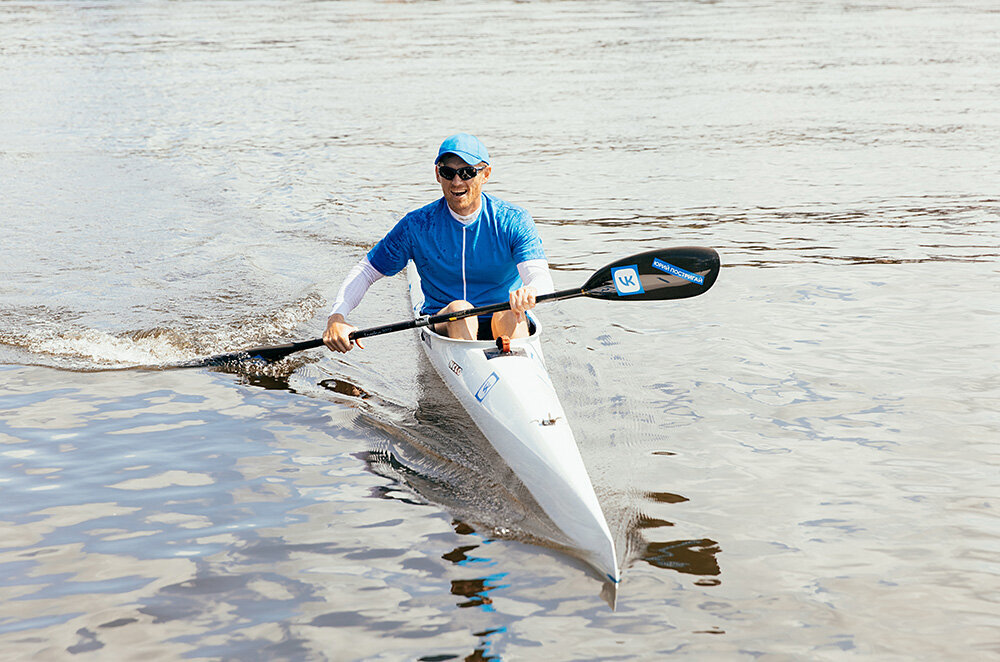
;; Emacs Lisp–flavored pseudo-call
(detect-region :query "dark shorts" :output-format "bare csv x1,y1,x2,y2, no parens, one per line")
431,312,535,340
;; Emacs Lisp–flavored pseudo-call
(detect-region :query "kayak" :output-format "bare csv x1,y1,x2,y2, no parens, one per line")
406,262,619,583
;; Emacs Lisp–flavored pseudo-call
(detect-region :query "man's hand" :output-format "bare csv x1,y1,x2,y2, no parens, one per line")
323,313,364,352
508,286,537,323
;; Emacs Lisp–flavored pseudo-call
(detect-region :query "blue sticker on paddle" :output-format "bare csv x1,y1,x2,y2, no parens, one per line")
476,372,499,402
652,258,704,285
611,265,644,296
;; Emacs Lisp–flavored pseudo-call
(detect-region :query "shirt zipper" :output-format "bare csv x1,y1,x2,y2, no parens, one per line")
461,226,467,302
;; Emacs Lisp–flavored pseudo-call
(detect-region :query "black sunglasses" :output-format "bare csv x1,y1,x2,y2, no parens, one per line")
437,164,486,181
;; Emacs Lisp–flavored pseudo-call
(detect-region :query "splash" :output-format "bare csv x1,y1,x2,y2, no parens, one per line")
0,292,326,371
34,327,193,368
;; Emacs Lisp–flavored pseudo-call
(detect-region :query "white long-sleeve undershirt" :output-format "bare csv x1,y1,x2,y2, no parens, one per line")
517,258,554,296
329,256,555,320
329,258,385,319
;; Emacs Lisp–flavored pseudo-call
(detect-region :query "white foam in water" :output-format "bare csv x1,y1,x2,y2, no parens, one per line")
1,292,327,370
33,328,193,368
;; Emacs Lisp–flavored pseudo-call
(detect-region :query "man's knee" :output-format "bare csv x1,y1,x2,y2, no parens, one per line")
491,310,529,339
440,300,474,314
435,300,477,339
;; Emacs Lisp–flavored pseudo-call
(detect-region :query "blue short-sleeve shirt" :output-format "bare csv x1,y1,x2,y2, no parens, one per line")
367,194,546,314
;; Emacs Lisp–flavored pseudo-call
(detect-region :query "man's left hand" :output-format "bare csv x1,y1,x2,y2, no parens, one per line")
508,286,537,323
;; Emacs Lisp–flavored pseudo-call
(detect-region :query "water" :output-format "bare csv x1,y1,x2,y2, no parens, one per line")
2,1,998,659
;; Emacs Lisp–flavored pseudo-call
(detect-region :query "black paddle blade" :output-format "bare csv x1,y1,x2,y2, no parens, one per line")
581,246,720,301
185,338,325,367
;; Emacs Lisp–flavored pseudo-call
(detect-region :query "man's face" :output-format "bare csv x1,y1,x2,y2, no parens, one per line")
435,154,491,216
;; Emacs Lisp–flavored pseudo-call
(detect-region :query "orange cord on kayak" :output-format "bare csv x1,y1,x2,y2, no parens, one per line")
496,335,511,353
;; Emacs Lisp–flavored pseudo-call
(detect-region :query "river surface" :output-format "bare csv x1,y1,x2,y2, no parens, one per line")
1,1,998,660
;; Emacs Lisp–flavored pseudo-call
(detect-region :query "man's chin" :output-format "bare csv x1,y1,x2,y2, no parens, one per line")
447,196,474,213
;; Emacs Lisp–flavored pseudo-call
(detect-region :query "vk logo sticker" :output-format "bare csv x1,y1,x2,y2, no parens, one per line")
652,258,704,285
476,372,499,402
611,266,644,296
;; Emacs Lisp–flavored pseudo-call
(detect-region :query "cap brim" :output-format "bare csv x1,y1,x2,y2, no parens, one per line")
435,150,489,166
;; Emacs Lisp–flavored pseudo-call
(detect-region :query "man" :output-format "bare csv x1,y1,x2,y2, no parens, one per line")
323,133,554,353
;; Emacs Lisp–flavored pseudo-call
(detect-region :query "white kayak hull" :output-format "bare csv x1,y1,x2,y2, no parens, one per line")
407,263,619,583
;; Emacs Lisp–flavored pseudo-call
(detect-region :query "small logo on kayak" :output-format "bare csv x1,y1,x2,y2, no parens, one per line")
611,265,644,295
652,258,704,285
475,372,499,402
449,360,462,376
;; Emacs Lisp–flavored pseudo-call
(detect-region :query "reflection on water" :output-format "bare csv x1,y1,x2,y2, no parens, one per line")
642,539,721,577
0,364,554,659
319,377,369,399
451,574,507,611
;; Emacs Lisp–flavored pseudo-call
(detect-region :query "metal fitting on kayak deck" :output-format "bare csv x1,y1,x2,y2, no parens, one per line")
496,335,511,353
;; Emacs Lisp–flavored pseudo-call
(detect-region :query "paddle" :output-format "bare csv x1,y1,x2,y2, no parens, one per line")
189,246,720,367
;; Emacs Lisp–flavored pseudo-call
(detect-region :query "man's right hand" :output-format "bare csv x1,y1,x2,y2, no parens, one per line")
323,313,363,352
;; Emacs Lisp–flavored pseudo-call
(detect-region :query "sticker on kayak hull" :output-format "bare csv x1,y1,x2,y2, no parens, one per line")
611,265,644,296
652,258,704,285
475,372,499,402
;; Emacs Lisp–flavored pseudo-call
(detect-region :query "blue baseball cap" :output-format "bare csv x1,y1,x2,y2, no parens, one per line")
435,133,490,166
